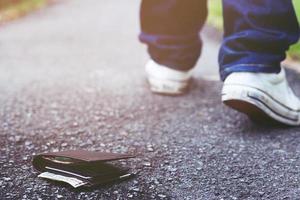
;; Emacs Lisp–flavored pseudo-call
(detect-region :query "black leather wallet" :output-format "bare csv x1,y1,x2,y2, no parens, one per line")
32,150,135,188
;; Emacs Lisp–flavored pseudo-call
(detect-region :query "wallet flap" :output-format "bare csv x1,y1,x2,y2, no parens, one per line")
40,150,135,162
32,150,135,172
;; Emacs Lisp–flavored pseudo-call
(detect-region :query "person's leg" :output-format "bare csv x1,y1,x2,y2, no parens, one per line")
220,0,300,126
219,0,300,81
140,0,208,72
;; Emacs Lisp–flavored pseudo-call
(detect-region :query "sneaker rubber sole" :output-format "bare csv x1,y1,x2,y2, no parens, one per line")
222,84,300,126
147,75,190,95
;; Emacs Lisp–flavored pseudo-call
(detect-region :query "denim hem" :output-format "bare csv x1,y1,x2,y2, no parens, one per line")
220,64,281,81
151,57,196,72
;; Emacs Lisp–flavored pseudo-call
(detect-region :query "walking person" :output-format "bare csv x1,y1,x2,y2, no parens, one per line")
139,0,300,126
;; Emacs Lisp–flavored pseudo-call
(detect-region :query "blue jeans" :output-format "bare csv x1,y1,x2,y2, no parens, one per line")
139,0,300,81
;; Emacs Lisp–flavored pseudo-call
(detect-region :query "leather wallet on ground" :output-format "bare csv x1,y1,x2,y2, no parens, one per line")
32,150,135,188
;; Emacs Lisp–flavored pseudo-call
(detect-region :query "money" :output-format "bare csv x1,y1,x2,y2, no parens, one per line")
38,172,88,188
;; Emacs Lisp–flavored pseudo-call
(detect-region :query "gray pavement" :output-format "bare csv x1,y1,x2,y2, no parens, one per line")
1,0,300,199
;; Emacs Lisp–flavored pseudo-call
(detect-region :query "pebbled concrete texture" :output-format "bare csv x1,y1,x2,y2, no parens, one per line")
1,0,300,199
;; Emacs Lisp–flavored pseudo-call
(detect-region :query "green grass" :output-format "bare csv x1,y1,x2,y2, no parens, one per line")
208,0,300,60
208,0,223,30
291,0,300,59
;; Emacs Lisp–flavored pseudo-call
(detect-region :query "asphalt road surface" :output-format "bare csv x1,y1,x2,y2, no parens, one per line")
1,0,300,199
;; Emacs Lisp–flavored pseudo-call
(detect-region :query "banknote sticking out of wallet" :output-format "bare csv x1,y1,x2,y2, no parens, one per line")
32,150,136,188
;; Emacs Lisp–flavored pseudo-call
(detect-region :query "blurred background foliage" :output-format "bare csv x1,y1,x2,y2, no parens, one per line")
0,0,49,23
208,0,300,60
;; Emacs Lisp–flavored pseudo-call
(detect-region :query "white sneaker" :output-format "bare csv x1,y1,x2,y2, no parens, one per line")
145,60,193,95
222,68,300,126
